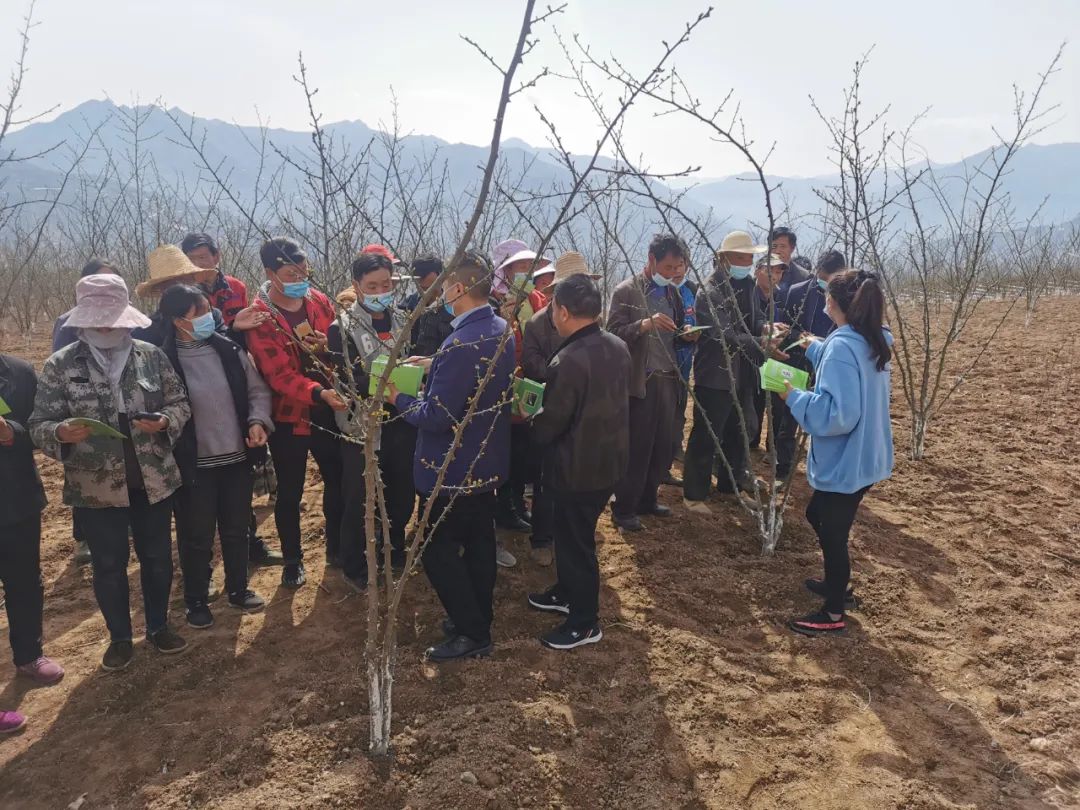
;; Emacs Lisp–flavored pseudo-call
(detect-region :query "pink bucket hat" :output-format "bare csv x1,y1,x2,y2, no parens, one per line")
65,274,152,330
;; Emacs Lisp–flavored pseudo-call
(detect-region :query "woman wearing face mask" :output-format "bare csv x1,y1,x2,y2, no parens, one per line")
327,250,417,591
779,270,894,636
30,274,191,672
159,285,274,629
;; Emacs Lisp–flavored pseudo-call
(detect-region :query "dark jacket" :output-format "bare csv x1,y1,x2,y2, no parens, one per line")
606,273,685,399
532,323,630,493
783,279,833,339
411,304,455,357
162,333,268,486
521,305,562,382
781,260,810,291
397,305,515,496
693,272,764,391
0,354,47,526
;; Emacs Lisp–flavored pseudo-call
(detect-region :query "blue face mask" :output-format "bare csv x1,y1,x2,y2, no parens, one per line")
189,311,216,340
443,302,455,316
729,264,753,281
652,272,672,288
817,278,829,291
281,279,311,299
363,292,395,313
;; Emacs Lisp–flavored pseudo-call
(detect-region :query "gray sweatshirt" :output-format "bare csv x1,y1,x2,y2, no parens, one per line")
176,339,273,466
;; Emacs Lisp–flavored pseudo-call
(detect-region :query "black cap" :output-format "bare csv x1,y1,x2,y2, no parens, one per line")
180,232,219,255
260,237,307,270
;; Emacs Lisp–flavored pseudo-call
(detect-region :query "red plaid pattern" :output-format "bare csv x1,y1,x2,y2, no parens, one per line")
246,290,336,435
209,275,249,327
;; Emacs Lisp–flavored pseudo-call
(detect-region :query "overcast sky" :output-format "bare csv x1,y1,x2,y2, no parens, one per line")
3,0,1077,178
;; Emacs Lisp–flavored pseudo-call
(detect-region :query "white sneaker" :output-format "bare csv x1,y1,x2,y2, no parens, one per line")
496,545,517,568
683,498,712,515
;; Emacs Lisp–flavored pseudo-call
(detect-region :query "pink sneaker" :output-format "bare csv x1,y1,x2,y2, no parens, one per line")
0,711,26,734
16,656,65,686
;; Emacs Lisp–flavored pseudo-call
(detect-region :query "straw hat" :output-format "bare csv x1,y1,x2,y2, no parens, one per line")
136,245,208,297
717,230,768,256
66,274,152,330
552,251,601,284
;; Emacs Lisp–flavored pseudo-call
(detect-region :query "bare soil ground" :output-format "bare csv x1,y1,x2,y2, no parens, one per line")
1,299,1078,809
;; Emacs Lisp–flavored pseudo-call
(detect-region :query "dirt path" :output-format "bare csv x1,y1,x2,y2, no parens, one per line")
0,299,1077,808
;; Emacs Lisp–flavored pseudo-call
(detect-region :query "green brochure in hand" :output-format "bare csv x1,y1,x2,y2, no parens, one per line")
368,355,424,397
514,377,546,417
67,417,128,439
0,395,10,417
760,359,810,394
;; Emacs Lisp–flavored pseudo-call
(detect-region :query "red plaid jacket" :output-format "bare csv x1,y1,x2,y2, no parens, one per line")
208,274,249,327
246,289,336,436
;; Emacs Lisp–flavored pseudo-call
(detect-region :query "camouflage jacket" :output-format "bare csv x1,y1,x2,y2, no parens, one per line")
30,339,191,508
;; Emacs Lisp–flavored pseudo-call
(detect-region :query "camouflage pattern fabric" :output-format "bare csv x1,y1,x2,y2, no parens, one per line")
30,339,190,508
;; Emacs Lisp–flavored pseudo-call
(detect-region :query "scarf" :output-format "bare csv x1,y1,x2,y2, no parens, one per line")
79,329,134,411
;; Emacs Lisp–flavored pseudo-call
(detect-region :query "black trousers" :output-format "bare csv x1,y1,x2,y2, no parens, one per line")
340,419,417,578
529,461,554,549
498,422,537,516
77,490,174,641
753,388,798,478
549,488,611,631
268,416,344,564
421,491,496,643
175,461,253,605
683,385,755,500
806,487,870,614
0,514,45,666
613,373,678,518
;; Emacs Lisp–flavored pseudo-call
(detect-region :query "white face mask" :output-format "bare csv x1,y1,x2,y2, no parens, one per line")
81,328,130,349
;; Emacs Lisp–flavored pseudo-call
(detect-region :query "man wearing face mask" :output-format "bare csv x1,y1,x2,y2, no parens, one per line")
683,231,787,514
784,249,847,350
246,237,348,588
327,249,417,591
525,272,630,649
606,233,690,532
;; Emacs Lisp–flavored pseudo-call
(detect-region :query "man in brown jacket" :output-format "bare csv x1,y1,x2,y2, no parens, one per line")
605,234,697,532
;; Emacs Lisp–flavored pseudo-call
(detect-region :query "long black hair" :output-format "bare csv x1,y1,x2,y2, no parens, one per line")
827,269,890,371
159,284,209,338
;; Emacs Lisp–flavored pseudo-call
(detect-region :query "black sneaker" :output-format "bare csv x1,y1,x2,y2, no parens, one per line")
804,578,859,610
540,624,603,650
425,634,493,662
612,514,644,532
185,602,214,629
788,609,846,637
282,563,306,588
637,504,673,518
342,571,368,593
227,590,266,612
527,589,570,615
441,617,457,638
495,512,532,533
249,538,284,566
101,640,133,671
146,626,189,655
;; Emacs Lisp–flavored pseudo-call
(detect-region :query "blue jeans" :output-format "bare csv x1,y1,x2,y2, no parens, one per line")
76,490,174,641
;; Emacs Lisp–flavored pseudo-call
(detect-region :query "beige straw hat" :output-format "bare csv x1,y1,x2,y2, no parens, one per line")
136,245,208,297
552,251,601,284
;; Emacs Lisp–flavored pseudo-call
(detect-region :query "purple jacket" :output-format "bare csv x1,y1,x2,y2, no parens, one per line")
396,305,515,496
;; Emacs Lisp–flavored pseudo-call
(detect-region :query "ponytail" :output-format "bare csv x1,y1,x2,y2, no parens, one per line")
827,269,890,371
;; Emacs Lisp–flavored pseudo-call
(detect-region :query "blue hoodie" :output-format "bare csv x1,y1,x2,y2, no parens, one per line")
786,325,894,494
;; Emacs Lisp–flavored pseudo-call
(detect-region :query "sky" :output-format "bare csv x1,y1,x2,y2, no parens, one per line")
1,0,1078,179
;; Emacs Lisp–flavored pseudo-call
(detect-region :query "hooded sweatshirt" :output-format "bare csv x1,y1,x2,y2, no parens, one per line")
785,325,894,494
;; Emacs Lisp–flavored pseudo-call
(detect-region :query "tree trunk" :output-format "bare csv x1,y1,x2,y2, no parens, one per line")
368,653,392,756
911,412,929,460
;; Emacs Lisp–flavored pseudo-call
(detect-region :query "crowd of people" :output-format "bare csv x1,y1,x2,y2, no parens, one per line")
0,225,894,734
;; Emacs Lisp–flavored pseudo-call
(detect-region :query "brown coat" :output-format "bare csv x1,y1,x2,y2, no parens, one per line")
605,273,684,399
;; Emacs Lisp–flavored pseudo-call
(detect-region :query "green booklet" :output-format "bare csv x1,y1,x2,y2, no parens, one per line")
760,359,810,394
368,355,424,397
0,395,10,417
67,417,128,439
514,377,546,417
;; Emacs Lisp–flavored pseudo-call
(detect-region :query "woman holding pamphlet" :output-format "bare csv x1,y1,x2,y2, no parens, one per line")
779,269,894,637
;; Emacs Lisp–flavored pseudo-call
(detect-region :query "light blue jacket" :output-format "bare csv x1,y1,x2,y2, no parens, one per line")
786,325,894,494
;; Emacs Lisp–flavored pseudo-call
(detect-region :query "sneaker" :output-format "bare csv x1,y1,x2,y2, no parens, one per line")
661,471,683,487
73,541,92,566
227,590,266,612
529,545,554,567
0,711,26,734
441,617,457,638
682,498,712,515
249,538,284,566
101,640,134,671
788,609,846,637
495,513,532,533
425,634,493,662
496,545,517,568
804,578,859,610
15,656,65,686
612,514,643,532
185,602,214,629
282,562,307,588
342,571,368,593
147,626,189,655
527,589,570,615
540,624,603,650
637,504,672,518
